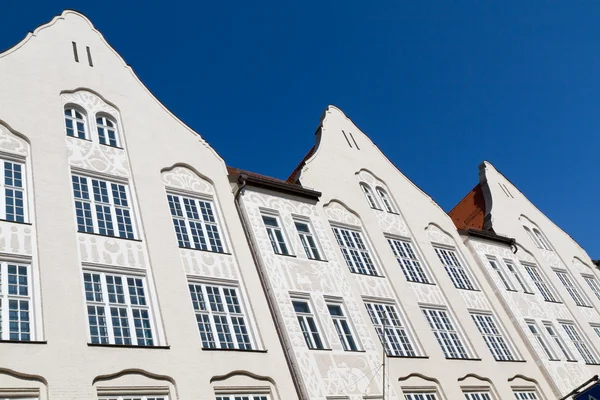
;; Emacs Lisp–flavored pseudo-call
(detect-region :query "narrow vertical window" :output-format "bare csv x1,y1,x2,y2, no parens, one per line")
96,115,119,147
434,247,475,290
83,271,154,345
1,160,25,222
364,301,416,356
487,258,513,291
294,220,322,260
360,183,379,209
555,270,589,307
591,324,600,339
523,264,558,302
262,214,289,255
167,194,224,252
505,260,531,293
388,238,429,283
376,187,395,213
188,282,253,350
64,107,87,139
532,229,552,251
584,275,600,301
327,303,358,351
464,393,492,400
526,321,556,360
332,226,377,276
513,391,538,399
292,299,324,350
86,46,93,67
523,226,542,249
422,307,469,359
560,322,597,364
470,312,514,360
72,41,79,62
404,393,438,400
543,322,574,361
0,262,32,340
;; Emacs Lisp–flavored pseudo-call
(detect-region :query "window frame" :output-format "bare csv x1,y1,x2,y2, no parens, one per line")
215,395,269,400
332,225,378,276
513,390,539,400
526,320,557,361
532,228,552,251
542,321,575,361
360,182,380,210
261,212,291,256
364,300,418,357
293,218,323,261
560,321,598,364
487,257,514,291
375,186,395,213
433,246,476,290
523,227,543,249
326,300,359,351
522,263,559,303
504,260,532,294
0,157,27,223
463,392,493,400
403,391,438,400
583,274,600,301
291,296,326,350
470,311,516,361
554,269,590,307
0,261,34,341
388,237,431,284
95,113,121,148
421,306,471,359
64,105,89,140
99,396,168,400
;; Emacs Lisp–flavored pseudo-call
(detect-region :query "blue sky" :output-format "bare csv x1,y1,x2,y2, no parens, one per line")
1,2,599,256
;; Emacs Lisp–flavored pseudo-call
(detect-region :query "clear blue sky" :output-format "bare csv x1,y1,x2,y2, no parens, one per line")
1,2,598,257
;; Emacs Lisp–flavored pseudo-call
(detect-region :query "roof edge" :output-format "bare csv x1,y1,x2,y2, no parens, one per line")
228,168,321,201
458,228,516,246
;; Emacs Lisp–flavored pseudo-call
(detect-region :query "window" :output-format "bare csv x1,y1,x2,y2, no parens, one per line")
0,160,25,222
294,220,322,260
464,393,492,400
526,321,556,360
376,187,395,213
96,115,120,147
64,107,87,139
471,313,514,361
404,393,437,400
560,322,597,364
261,214,289,255
332,226,377,276
360,183,379,209
513,391,538,400
188,282,252,350
364,301,416,356
72,175,135,239
583,275,600,301
422,307,468,359
532,229,552,251
388,238,429,284
216,395,268,400
523,227,542,249
292,299,324,350
505,260,531,293
523,264,558,302
555,270,589,307
327,303,358,351
434,247,475,290
591,324,600,339
487,258,513,291
543,322,574,361
167,194,224,252
83,271,154,345
99,397,167,400
0,262,32,340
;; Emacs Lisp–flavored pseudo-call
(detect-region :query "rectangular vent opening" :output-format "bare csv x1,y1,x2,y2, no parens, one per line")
86,46,94,67
72,41,79,63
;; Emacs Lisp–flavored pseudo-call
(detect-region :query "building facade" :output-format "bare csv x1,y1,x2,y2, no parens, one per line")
0,9,598,400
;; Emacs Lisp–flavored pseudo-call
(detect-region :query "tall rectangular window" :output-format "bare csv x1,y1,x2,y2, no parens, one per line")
388,238,429,284
188,282,252,350
1,160,25,223
523,264,558,302
487,258,513,291
584,275,600,301
365,301,416,356
422,307,468,359
464,393,492,400
543,322,574,361
294,220,322,260
262,214,289,255
513,392,538,400
292,298,324,350
83,271,154,345
555,270,589,307
72,175,135,239
560,322,597,364
216,395,268,400
526,321,556,360
471,313,514,361
167,194,224,252
505,260,531,293
0,262,32,341
434,247,475,290
404,393,437,400
327,303,358,351
332,226,377,276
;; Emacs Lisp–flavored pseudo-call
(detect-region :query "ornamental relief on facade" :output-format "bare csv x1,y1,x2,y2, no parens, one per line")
77,234,146,268
180,249,238,280
409,282,448,306
0,222,33,256
425,223,454,246
162,166,214,195
459,290,492,311
0,124,28,157
66,137,129,177
324,201,361,227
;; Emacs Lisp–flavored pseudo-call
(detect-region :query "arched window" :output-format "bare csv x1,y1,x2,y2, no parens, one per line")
376,187,395,213
533,228,552,251
96,115,119,147
523,226,542,249
64,106,87,139
360,183,379,209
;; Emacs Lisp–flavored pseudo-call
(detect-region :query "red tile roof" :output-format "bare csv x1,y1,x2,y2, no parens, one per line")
448,184,486,230
287,146,315,184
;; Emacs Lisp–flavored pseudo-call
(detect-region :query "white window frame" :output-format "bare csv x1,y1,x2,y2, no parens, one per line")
376,187,395,213
403,392,438,400
464,392,493,400
261,212,290,256
526,320,557,361
523,264,559,303
470,312,515,361
543,321,575,361
422,306,470,359
560,321,597,364
326,300,359,351
364,300,417,357
332,225,378,276
96,114,121,148
294,218,323,261
532,228,552,251
167,192,226,253
504,260,532,293
513,391,539,400
0,262,34,341
360,183,380,209
583,274,600,301
71,174,137,239
388,237,430,284
99,396,168,400
216,395,269,400
434,246,475,290
523,227,542,249
291,296,325,350
0,158,27,223
487,257,514,291
83,270,156,346
554,270,589,307
591,324,600,340
64,105,89,140
188,281,254,350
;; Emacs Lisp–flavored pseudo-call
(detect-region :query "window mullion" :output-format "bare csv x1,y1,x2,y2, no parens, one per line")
88,178,100,234
204,285,220,348
181,197,194,248
107,183,119,237
0,163,6,220
1,263,6,340
123,277,137,345
197,199,212,251
101,273,115,344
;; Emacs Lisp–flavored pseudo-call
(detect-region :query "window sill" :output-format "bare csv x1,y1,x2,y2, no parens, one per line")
566,359,579,363
273,252,297,258
457,288,481,292
577,304,594,309
0,340,47,344
0,219,31,226
407,280,436,286
586,362,600,366
495,358,526,363
79,231,141,242
99,142,124,150
201,347,267,353
88,343,170,349
505,289,519,293
543,300,563,305
67,135,92,142
307,257,329,263
445,357,482,361
179,246,231,255
523,292,535,295
351,271,384,278
308,348,332,351
342,349,366,353
387,355,429,359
